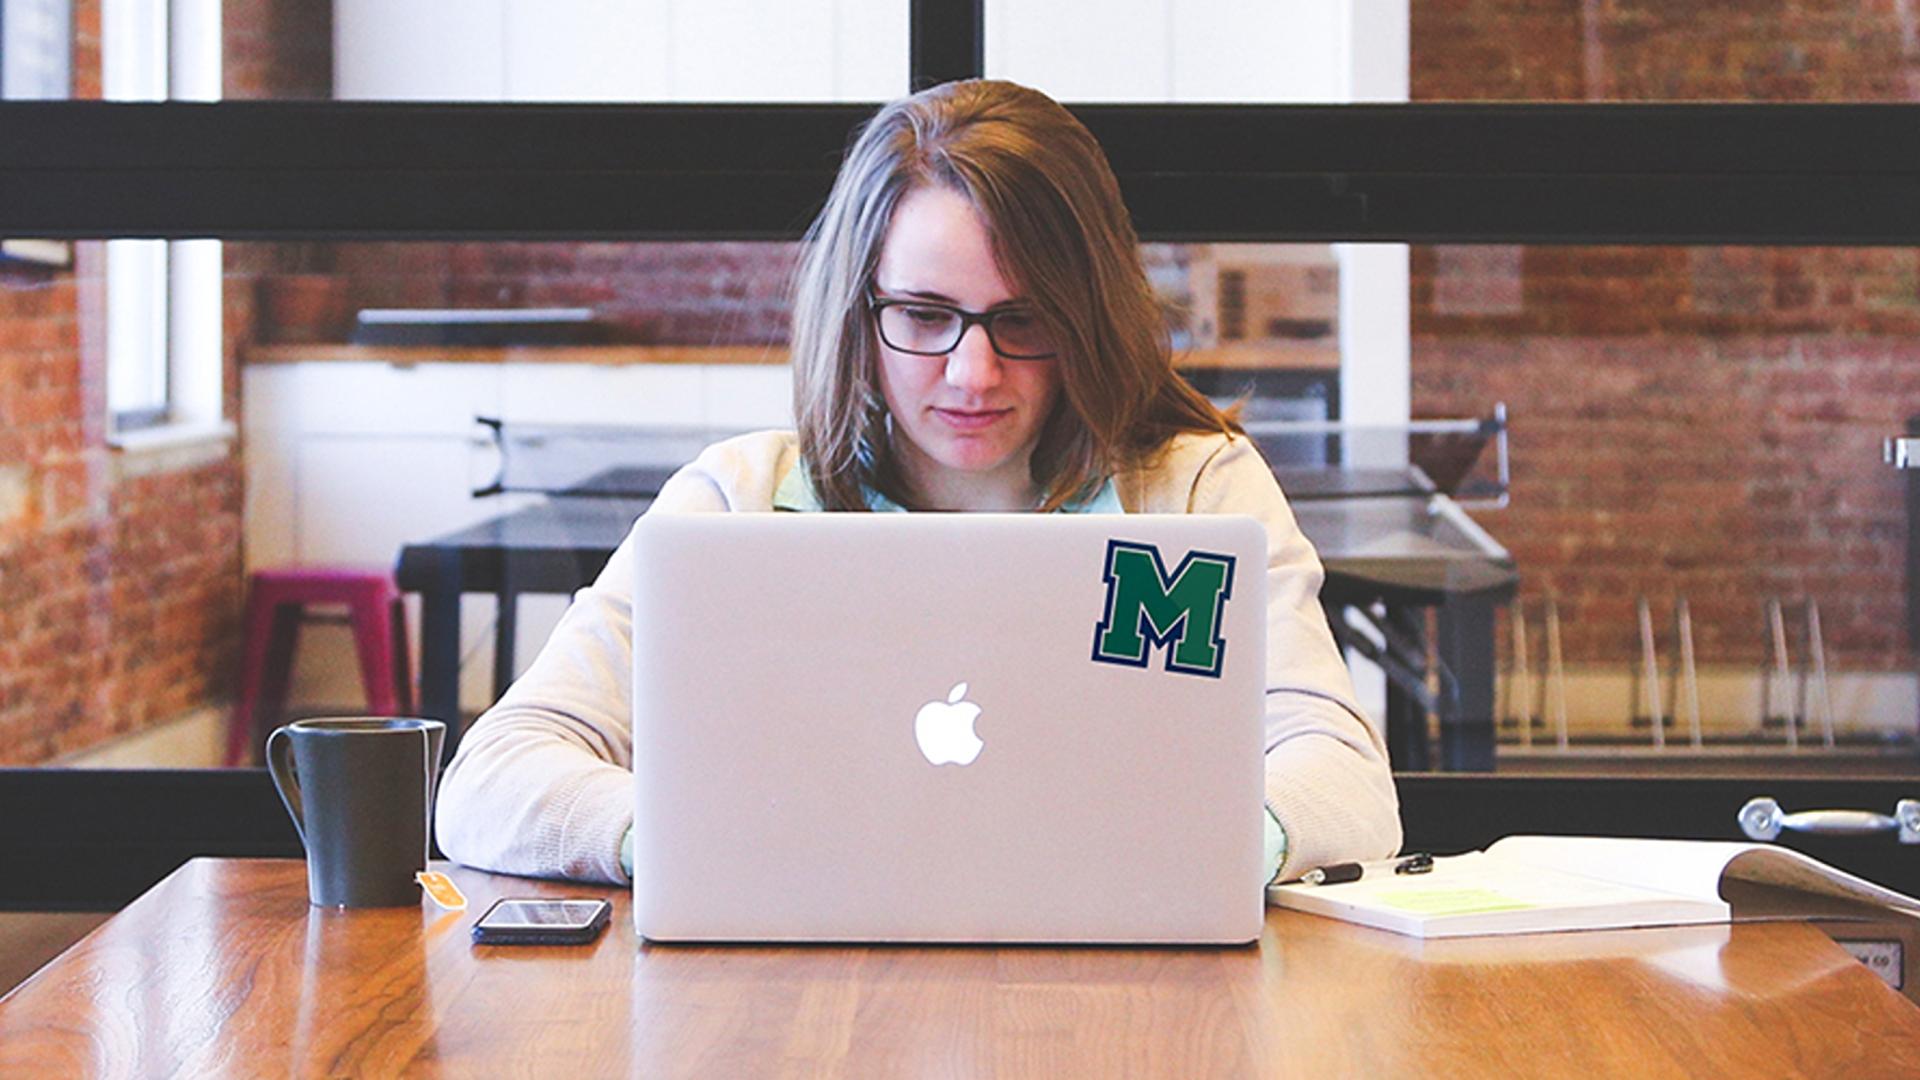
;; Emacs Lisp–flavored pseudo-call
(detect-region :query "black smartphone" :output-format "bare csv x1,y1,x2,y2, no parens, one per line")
470,897,613,946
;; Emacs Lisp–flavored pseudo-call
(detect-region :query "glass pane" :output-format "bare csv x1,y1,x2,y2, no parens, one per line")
7,236,1334,768
104,238,168,417
1414,1,1920,103
1411,243,1917,775
13,237,1913,777
4,238,813,769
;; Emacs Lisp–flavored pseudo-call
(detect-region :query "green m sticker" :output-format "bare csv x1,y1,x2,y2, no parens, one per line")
1091,540,1237,679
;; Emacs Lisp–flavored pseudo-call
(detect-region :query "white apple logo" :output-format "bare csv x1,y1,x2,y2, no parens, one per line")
915,682,984,766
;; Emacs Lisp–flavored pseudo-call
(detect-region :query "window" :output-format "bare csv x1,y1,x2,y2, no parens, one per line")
103,0,224,443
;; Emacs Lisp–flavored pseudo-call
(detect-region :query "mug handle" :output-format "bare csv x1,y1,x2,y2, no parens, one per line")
265,726,307,845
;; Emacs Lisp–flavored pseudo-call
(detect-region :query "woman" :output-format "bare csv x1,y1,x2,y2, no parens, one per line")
434,79,1400,888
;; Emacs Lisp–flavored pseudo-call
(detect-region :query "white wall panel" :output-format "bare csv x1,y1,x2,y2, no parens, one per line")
504,0,669,102
1346,0,1409,102
832,0,910,98
1336,244,1410,451
1171,0,1345,102
340,0,901,103
335,0,506,101
666,0,838,101
986,0,1170,101
987,1,1377,104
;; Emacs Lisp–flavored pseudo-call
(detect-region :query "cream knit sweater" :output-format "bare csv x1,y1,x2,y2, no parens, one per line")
435,430,1402,885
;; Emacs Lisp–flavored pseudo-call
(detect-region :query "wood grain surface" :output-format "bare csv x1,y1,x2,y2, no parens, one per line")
2,859,1917,1078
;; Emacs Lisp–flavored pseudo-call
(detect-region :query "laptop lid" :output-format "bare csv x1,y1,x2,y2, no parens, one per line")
629,512,1266,944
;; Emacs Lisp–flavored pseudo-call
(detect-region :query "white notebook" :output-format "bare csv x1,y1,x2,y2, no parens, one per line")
1267,835,1920,939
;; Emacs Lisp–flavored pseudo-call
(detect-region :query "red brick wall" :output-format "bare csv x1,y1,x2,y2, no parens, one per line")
2,247,247,765
315,242,803,346
0,270,94,762
224,0,332,102
0,0,325,764
1412,0,1920,104
1410,2,1920,671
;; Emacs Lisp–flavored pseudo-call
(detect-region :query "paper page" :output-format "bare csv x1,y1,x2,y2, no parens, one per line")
1488,835,1920,913
1726,848,1920,912
1485,835,1755,902
1358,853,1705,913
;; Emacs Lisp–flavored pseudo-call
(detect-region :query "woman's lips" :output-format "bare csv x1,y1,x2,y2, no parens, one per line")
932,407,1011,432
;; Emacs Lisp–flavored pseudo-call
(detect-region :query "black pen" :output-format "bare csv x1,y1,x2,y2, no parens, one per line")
1301,851,1434,886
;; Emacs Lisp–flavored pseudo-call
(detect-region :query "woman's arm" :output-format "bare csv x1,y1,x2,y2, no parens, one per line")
1190,438,1404,880
433,466,730,883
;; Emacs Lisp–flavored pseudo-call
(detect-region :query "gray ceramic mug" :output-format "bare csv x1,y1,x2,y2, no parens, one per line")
266,717,447,908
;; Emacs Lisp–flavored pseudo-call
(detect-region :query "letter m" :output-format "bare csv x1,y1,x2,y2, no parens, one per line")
1091,540,1236,678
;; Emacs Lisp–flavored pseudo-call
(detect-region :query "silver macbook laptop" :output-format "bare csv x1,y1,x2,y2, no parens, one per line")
628,512,1267,944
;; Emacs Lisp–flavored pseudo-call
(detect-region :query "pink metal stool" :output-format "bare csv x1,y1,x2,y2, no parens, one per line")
226,567,414,766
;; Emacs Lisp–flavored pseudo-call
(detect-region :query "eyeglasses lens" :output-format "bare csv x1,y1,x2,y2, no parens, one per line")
876,303,1054,359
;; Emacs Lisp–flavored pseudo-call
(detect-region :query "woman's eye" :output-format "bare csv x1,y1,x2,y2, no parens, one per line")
995,311,1037,331
904,307,952,326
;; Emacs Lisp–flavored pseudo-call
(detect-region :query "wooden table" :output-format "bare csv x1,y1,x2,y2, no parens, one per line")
4,860,1919,1078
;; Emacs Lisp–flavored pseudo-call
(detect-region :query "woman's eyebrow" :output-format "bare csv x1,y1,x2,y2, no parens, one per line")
872,285,958,303
884,287,1029,309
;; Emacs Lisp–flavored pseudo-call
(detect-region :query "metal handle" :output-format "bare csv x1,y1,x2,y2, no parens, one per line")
265,726,306,846
1739,797,1920,843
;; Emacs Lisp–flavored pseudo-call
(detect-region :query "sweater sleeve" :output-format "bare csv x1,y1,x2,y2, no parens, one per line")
1189,437,1403,881
433,462,730,883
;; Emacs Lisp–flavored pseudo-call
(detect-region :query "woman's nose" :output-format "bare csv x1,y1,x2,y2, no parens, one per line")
943,323,1003,392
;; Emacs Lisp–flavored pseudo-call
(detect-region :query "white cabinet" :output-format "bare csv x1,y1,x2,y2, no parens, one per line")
242,361,791,715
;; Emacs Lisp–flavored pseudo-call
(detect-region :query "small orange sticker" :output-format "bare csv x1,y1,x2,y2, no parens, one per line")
416,870,469,911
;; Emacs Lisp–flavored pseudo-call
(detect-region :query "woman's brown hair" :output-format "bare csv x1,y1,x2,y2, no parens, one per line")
791,78,1238,511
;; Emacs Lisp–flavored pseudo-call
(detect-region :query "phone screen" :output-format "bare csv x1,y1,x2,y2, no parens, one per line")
478,899,608,930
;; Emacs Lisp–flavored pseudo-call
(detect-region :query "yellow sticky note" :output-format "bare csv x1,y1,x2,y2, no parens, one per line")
416,870,469,911
1374,888,1533,916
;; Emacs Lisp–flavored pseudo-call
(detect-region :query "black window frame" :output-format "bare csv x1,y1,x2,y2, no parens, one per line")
1,100,1917,244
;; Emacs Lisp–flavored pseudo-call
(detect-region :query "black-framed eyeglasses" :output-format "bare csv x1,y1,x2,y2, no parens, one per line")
867,295,1058,360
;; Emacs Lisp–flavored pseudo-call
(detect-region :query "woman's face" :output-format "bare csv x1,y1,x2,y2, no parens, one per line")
872,185,1062,510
